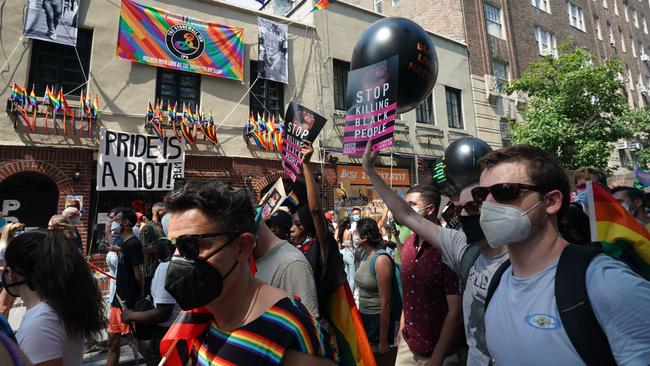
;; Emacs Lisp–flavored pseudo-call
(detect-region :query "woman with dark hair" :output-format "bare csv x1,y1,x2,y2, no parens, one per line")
354,218,400,366
289,141,346,318
3,230,105,365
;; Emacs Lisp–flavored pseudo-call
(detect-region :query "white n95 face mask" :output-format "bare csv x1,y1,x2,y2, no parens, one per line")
479,199,544,248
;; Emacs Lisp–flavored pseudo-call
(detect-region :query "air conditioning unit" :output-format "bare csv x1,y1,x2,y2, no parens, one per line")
642,53,650,62
617,140,630,149
640,85,648,94
616,74,625,83
485,74,500,101
631,142,643,150
540,48,552,56
610,40,617,46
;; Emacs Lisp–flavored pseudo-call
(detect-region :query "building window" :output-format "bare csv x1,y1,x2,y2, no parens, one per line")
595,17,603,40
644,16,648,33
155,69,201,110
627,65,634,89
374,0,383,13
633,9,639,27
493,61,509,93
568,3,585,30
28,28,93,97
534,27,557,57
445,87,463,129
614,0,619,14
332,59,350,111
392,0,400,5
604,0,608,8
250,61,284,117
608,22,615,44
500,121,512,146
484,3,503,38
532,0,551,13
416,93,434,123
632,36,637,56
620,27,627,52
640,43,645,56
625,3,629,21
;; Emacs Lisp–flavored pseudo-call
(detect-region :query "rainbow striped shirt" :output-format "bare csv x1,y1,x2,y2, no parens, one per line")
193,297,335,365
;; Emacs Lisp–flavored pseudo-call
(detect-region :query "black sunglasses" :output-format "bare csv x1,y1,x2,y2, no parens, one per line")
171,232,240,260
453,200,482,217
472,183,542,203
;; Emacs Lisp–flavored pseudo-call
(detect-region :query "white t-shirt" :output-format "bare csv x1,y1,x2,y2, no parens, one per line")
151,260,181,328
485,254,650,365
437,227,509,366
16,301,83,365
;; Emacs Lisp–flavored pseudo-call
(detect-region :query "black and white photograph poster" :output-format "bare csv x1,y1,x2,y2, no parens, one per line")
258,17,288,84
23,0,80,46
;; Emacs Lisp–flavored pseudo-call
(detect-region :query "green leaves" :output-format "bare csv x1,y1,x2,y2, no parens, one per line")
507,44,642,171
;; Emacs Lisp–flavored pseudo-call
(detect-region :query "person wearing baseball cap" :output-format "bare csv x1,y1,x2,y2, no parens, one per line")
266,210,292,241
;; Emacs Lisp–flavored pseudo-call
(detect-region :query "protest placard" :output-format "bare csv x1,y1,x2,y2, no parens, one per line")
281,102,326,181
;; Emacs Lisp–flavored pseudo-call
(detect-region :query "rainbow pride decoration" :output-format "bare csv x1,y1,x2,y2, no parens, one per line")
7,83,99,135
144,100,218,145
117,0,244,80
243,112,284,152
583,181,650,279
311,0,333,12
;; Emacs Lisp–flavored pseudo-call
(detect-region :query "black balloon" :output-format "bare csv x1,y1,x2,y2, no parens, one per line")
443,138,492,191
350,17,438,114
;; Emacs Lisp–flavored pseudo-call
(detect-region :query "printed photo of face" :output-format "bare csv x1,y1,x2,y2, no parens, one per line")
300,111,315,131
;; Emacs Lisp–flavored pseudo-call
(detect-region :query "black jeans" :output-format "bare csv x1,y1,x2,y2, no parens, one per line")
42,0,63,33
146,325,169,366
360,312,396,346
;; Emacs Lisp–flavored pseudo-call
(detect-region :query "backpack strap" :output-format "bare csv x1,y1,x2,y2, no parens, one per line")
555,244,616,366
484,258,511,312
459,245,481,294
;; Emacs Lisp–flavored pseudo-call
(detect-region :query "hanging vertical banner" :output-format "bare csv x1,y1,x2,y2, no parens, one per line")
343,55,399,156
117,0,244,80
23,0,80,46
258,17,288,84
281,102,327,181
96,128,185,191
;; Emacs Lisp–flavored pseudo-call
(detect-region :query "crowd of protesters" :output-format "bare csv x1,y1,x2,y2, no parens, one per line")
0,140,648,366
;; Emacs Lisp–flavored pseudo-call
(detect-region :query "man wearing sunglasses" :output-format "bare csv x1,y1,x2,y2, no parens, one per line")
478,145,650,365
162,181,335,365
362,142,507,366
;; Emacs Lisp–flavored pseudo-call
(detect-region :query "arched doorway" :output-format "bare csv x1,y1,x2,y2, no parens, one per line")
0,172,59,229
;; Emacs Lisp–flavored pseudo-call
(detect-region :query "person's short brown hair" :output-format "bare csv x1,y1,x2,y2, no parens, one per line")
573,166,608,187
479,144,570,220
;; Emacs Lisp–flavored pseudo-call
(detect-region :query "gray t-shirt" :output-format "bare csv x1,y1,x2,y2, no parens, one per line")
255,240,320,318
438,228,509,366
485,254,650,365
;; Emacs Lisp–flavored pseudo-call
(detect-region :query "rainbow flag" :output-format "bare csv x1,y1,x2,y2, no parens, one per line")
583,181,650,279
286,191,300,206
117,0,244,80
311,0,333,12
9,83,21,102
29,86,37,107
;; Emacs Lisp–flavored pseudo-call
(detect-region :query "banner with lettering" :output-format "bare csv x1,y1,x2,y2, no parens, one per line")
97,128,185,191
281,102,327,181
343,55,399,156
117,0,244,80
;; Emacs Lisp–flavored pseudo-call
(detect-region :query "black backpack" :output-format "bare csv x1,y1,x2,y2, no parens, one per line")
458,244,481,294
484,245,617,366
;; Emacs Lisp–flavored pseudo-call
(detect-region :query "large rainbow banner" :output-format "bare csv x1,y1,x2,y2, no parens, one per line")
117,0,244,81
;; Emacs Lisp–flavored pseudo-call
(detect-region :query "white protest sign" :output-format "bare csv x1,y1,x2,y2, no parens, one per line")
96,128,184,191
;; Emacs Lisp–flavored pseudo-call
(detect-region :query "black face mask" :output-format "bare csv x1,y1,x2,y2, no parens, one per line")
459,214,486,244
2,270,28,298
164,240,238,310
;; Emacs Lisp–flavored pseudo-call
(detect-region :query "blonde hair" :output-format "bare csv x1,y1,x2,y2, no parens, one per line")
0,223,24,247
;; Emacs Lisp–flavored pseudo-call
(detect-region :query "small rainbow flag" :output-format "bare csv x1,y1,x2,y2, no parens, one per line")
311,0,332,12
583,181,650,279
286,191,300,206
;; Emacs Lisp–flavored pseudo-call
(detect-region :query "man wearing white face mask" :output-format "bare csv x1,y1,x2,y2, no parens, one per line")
478,145,650,366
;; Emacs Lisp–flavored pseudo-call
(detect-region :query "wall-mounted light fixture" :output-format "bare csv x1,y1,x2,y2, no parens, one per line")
72,166,82,182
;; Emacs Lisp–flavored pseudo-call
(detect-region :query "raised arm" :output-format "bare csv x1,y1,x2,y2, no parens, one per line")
301,141,328,264
361,141,442,247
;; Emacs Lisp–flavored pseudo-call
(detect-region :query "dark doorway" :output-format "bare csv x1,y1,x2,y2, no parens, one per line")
0,172,59,229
